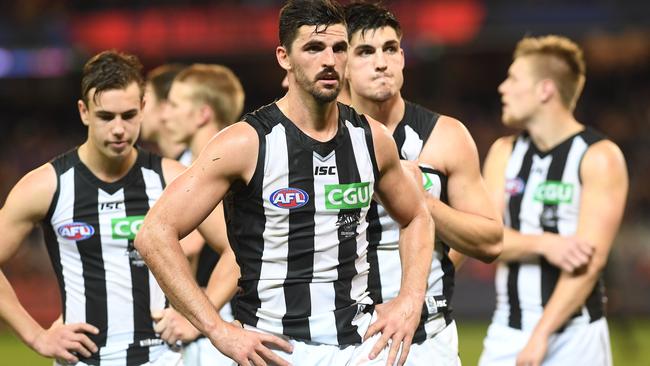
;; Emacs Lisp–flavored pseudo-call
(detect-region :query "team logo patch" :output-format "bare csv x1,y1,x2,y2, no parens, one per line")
57,222,95,241
505,178,525,195
325,182,371,210
270,188,309,209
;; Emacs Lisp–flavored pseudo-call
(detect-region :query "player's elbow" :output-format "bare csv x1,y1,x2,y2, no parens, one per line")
476,223,504,263
134,220,156,256
477,240,502,263
587,253,608,278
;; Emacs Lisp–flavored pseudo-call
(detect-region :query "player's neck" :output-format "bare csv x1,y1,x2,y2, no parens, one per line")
78,142,138,183
189,123,220,160
527,107,583,152
352,93,404,133
277,89,339,142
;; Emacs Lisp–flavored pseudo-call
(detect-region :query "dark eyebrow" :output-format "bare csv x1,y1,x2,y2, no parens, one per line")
354,44,375,52
333,40,348,52
120,109,139,119
95,111,115,118
303,40,325,50
383,40,399,48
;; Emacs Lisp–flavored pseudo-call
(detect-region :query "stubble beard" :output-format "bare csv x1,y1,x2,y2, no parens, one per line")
295,67,341,104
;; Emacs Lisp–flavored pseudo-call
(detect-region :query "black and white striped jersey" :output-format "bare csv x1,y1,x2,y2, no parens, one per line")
495,128,606,331
43,148,168,365
225,102,379,346
366,101,455,343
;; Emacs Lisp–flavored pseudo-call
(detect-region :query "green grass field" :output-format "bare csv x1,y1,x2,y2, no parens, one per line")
2,319,649,365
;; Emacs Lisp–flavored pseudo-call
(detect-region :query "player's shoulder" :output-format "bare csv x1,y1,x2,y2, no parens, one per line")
581,138,626,176
242,102,284,133
490,134,518,153
429,115,472,142
4,162,58,218
365,114,393,142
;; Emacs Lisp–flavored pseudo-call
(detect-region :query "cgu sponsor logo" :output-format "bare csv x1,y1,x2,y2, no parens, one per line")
111,215,145,240
534,181,574,204
325,182,371,210
57,222,95,241
270,188,309,209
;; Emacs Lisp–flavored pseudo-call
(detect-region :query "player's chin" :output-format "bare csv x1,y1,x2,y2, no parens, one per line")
106,141,133,155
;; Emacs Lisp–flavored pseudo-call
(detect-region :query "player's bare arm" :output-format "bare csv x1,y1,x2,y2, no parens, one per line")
420,116,502,263
364,117,435,366
135,122,293,366
516,140,627,366
484,136,594,271
0,164,99,363
154,158,238,345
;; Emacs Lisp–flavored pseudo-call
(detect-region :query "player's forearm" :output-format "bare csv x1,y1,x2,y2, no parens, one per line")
532,268,601,338
135,223,225,337
398,209,434,298
497,228,547,262
205,249,240,311
427,196,502,263
0,271,44,349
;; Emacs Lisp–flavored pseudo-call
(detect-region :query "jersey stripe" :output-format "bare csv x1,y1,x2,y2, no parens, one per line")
74,170,108,349
506,139,535,329
283,129,316,340
539,141,572,309
333,126,363,345
124,168,152,365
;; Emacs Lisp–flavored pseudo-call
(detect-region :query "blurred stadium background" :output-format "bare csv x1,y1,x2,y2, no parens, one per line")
1,0,648,364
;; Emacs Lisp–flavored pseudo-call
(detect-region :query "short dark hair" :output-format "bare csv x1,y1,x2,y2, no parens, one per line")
279,0,346,52
345,1,402,42
146,64,185,102
81,50,144,106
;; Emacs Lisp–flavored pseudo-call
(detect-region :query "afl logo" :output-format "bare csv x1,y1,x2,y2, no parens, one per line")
505,178,525,195
57,222,95,241
270,188,309,209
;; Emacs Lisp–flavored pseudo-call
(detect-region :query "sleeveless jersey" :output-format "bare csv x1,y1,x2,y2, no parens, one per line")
43,148,168,365
224,102,379,345
494,127,606,331
366,101,455,343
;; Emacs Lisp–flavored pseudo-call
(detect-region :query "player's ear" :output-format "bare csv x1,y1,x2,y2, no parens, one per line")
78,99,90,126
277,46,291,72
198,104,213,127
538,78,556,104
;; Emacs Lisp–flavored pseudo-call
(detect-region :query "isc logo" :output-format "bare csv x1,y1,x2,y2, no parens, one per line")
314,166,336,175
270,188,309,209
57,222,95,241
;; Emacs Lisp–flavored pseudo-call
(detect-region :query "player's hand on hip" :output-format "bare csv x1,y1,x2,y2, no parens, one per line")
211,321,293,366
364,295,422,366
32,318,99,363
540,233,594,273
152,307,201,346
516,332,548,366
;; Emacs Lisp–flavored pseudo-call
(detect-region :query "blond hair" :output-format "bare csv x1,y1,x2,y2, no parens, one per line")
514,35,586,111
175,64,245,125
